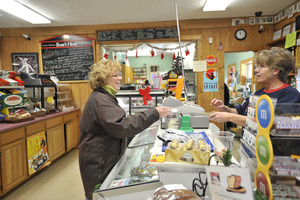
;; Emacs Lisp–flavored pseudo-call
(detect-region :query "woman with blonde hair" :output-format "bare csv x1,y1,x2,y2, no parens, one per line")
79,59,171,200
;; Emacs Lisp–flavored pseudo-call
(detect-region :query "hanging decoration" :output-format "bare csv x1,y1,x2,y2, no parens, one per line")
161,52,164,60
150,49,155,57
139,86,152,105
114,54,117,60
172,53,176,60
104,51,109,59
136,50,138,58
185,47,190,56
100,40,197,60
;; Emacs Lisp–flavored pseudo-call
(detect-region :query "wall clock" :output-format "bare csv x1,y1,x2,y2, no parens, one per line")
235,29,247,40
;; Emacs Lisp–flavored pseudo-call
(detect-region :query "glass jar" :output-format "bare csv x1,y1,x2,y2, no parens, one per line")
165,108,179,129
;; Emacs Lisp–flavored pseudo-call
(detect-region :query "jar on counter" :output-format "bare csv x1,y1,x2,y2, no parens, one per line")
165,108,179,129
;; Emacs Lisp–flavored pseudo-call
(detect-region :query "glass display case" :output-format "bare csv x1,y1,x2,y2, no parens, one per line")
21,73,57,112
93,125,162,200
57,84,75,111
116,89,164,115
128,124,159,148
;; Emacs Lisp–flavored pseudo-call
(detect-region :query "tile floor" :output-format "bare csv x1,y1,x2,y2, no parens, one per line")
1,138,241,200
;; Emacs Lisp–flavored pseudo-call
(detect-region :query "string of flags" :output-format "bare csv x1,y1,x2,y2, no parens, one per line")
101,40,197,60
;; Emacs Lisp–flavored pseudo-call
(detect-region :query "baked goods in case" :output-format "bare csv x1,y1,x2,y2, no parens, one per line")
154,185,199,200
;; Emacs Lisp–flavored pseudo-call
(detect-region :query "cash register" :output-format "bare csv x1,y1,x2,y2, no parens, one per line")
162,96,209,129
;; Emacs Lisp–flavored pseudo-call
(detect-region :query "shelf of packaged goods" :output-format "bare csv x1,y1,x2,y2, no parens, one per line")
0,86,24,89
266,30,300,47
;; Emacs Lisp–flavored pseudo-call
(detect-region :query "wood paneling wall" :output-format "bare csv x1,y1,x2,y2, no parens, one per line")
0,16,295,130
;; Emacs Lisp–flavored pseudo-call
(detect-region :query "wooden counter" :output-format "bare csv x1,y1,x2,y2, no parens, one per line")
0,108,81,196
0,108,80,133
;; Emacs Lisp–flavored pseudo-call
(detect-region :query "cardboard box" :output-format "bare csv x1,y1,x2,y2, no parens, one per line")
0,93,24,107
165,148,210,165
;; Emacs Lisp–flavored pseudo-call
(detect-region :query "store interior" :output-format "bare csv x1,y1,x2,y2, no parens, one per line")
1,0,300,199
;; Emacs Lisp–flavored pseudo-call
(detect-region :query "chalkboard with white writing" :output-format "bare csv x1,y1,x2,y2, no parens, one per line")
97,27,178,42
40,34,94,81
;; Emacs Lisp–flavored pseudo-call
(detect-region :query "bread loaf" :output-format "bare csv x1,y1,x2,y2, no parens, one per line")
154,186,199,200
227,175,242,189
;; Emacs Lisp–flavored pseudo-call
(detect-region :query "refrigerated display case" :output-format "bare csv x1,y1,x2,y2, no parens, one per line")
93,123,162,200
116,90,164,115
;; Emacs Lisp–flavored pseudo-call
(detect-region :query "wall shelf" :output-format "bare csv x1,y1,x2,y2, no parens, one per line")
266,30,300,47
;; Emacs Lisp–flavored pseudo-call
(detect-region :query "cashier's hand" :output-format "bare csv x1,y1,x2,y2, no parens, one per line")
156,107,172,117
210,98,228,112
209,112,228,123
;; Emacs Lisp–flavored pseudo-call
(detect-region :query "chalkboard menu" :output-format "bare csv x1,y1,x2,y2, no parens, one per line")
97,27,178,42
40,34,94,81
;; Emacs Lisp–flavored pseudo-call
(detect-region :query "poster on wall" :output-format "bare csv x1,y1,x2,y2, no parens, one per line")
204,68,219,92
193,60,207,72
11,52,39,74
26,131,51,175
205,54,217,67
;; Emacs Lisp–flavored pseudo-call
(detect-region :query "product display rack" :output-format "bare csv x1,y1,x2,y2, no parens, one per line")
133,67,147,84
253,95,300,200
0,85,26,115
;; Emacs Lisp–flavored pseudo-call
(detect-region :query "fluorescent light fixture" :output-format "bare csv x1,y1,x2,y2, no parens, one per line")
203,0,232,11
0,0,51,24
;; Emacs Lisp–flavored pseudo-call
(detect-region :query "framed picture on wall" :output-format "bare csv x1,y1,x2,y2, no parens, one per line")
12,52,39,74
152,76,161,89
273,29,282,40
282,23,291,37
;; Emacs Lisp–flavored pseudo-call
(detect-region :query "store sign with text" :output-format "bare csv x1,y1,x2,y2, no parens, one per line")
205,54,217,67
203,68,219,92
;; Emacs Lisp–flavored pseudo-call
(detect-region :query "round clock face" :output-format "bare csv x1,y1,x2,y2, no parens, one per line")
235,29,247,40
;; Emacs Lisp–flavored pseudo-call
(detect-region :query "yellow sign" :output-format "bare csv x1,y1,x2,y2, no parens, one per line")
254,95,275,200
285,31,297,49
47,96,53,104
27,131,51,175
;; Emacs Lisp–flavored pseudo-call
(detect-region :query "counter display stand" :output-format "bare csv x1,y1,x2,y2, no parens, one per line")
254,95,300,200
93,122,240,200
148,123,240,190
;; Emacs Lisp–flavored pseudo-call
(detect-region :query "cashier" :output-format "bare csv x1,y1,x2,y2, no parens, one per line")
209,47,300,127
78,59,171,200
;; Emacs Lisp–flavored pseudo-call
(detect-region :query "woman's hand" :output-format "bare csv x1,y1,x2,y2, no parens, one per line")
209,112,229,123
209,112,247,127
210,98,228,112
156,107,172,117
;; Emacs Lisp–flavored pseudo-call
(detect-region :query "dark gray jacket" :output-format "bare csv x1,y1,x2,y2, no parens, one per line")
79,87,159,199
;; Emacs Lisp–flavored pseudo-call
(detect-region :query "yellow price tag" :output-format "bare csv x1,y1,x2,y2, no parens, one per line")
47,96,53,104
27,134,41,157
